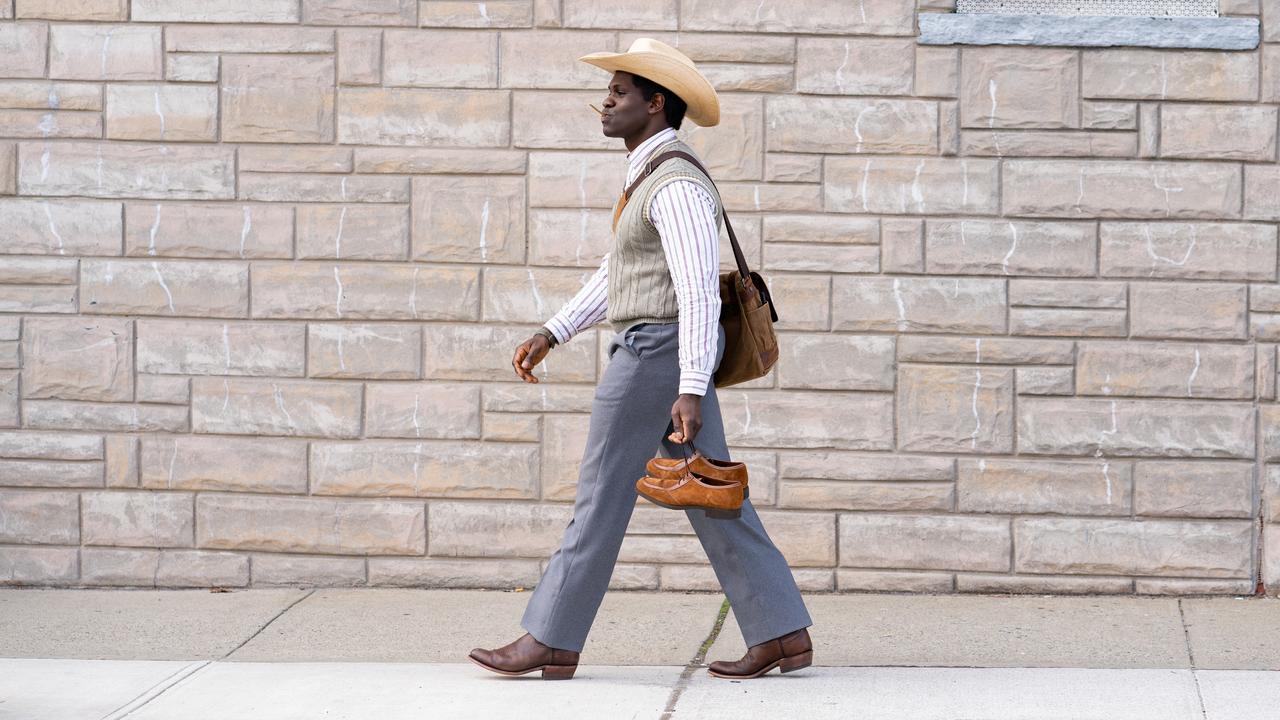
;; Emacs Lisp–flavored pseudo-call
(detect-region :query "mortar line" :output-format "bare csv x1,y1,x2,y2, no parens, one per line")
1177,598,1209,720
660,596,730,719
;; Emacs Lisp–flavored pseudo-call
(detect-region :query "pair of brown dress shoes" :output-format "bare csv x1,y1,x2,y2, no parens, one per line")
635,451,749,519
468,626,813,680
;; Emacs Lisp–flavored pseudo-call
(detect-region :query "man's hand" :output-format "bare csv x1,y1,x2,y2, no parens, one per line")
668,393,703,444
512,334,552,383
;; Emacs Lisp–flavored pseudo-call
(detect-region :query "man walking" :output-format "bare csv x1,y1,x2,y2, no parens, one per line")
468,39,814,681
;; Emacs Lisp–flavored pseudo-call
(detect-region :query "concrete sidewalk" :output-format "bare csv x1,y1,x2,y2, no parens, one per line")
0,588,1277,719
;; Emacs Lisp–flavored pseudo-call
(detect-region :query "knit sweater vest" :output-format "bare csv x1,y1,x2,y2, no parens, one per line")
607,138,724,334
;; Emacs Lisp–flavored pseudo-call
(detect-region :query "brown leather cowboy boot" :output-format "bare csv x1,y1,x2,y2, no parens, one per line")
646,452,750,499
468,632,579,680
707,627,812,679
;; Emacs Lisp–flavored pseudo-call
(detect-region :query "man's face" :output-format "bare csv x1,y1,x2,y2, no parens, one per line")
599,71,654,138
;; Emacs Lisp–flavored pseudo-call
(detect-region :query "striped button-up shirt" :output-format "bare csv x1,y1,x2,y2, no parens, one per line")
542,127,722,396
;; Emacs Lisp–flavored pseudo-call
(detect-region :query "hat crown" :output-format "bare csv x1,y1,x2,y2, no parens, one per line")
625,37,696,70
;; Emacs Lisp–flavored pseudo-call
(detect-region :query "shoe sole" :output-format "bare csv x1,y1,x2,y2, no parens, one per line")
636,489,742,519
467,653,578,680
705,650,812,679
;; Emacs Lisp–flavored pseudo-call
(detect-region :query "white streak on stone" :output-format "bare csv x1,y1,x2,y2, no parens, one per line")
412,442,423,492
151,261,175,313
42,201,66,255
857,0,867,22
409,267,419,318
153,88,166,139
48,88,60,109
167,443,178,487
221,323,231,372
892,277,907,330
479,198,490,261
960,219,968,246
528,269,545,316
987,79,1002,157
742,392,752,433
333,267,344,317
96,144,104,190
339,176,348,201
411,393,422,438
968,369,982,449
577,209,588,265
1187,347,1201,397
1150,169,1185,218
1159,55,1168,99
752,186,761,210
1001,221,1018,275
1101,460,1113,504
975,337,982,363
1144,223,1195,274
835,42,851,92
334,206,347,258
337,328,346,370
909,159,925,212
272,383,294,430
100,27,117,79
478,2,489,20
148,203,161,256
222,378,231,411
1075,168,1085,214
859,159,872,212
961,160,970,207
239,206,251,259
851,104,871,152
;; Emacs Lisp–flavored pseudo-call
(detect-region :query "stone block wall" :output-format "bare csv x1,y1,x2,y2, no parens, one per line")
1,0,1278,596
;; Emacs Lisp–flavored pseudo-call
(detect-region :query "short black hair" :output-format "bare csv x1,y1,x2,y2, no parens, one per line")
629,73,688,130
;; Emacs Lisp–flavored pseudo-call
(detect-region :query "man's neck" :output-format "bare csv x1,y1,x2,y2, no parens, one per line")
624,123,671,153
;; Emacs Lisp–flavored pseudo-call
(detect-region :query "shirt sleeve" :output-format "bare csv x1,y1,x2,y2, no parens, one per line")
543,252,609,345
649,179,722,396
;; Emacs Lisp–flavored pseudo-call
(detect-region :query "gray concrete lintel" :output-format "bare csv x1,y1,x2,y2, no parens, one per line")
917,13,1260,49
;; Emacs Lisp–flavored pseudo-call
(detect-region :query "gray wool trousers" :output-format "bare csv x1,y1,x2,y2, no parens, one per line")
520,320,813,653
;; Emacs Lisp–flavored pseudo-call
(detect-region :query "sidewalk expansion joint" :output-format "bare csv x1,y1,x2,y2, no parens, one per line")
1177,598,1209,720
223,588,317,660
100,661,211,720
660,595,730,719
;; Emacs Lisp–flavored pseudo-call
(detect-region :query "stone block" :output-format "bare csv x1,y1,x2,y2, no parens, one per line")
0,109,99,138
680,94,763,181
1002,160,1241,219
925,219,1096,276
337,28,381,85
339,88,509,146
0,459,102,488
1082,101,1137,130
961,47,1079,129
418,0,534,28
252,262,479,321
825,157,999,215
1099,221,1277,280
412,176,525,262
191,378,363,438
1016,366,1074,395
1160,105,1278,161
303,0,416,24
1014,517,1252,577
680,0,915,34
197,494,425,554
512,90,613,149
82,490,194,547
221,56,335,143
17,0,126,19
897,336,1074,365
957,458,1131,515
1244,165,1280,221
238,146,352,175
1133,460,1252,518
238,174,406,203
125,203,293,259
838,513,1012,571
308,323,421,379
0,430,103,460
24,400,187,433
959,130,1136,158
82,259,248,317
427,501,571,557
768,96,937,154
776,334,894,390
499,30,614,88
1130,282,1247,339
528,151,622,209
104,435,138,487
136,319,305,376
105,85,217,142
0,21,46,78
134,375,188,404
384,29,497,87
365,382,480,439
141,435,307,493
22,317,132,401
297,205,410,261
132,0,299,21
311,439,538,498
165,54,219,83
483,267,608,323
368,556,540,588
717,390,894,450
915,46,958,97
49,24,160,80
0,490,79,543
1082,49,1258,101
764,154,821,183
700,63,792,92
422,324,596,382
897,365,1014,453
1009,279,1126,309
832,276,1006,333
250,554,364,586
19,141,235,200
561,0,674,28
355,147,526,174
795,38,915,95
1076,340,1254,399
166,26,335,53
1018,397,1255,458
540,413,589,500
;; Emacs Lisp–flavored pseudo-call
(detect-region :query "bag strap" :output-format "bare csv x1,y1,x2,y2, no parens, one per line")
620,147,753,283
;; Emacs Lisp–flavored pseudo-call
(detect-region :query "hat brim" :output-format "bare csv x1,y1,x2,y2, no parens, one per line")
579,51,720,127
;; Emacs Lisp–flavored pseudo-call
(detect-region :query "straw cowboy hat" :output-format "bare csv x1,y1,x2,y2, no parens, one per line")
578,38,720,127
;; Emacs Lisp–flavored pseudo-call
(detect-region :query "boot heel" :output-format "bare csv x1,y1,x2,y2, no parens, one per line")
704,507,741,519
541,664,577,680
742,485,750,499
779,650,812,674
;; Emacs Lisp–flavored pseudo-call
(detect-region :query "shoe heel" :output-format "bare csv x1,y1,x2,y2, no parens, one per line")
541,664,577,680
704,507,741,519
779,650,812,674
742,485,750,499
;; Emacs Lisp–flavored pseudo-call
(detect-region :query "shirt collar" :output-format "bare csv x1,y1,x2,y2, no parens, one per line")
625,127,679,184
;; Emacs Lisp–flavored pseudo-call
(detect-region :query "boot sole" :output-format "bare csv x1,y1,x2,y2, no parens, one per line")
468,653,578,680
706,650,812,679
636,489,742,519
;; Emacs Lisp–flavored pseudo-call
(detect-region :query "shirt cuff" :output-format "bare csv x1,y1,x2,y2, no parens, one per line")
678,369,713,397
543,316,574,345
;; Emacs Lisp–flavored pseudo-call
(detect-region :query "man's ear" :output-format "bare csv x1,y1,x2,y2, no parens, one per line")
648,91,666,118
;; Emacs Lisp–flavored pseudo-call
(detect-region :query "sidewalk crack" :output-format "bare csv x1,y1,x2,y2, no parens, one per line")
660,596,730,719
223,589,317,660
1178,598,1208,720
